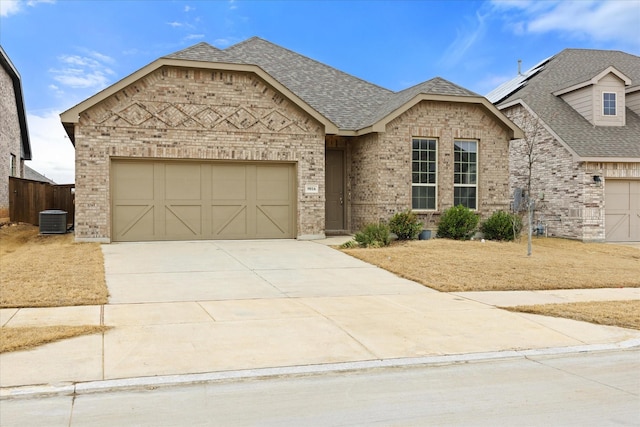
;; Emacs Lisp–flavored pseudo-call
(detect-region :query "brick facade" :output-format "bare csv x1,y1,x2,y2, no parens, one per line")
0,65,24,218
74,66,325,241
504,104,640,242
346,101,512,232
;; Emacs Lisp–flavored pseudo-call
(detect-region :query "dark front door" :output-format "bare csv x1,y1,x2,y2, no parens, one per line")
325,149,345,231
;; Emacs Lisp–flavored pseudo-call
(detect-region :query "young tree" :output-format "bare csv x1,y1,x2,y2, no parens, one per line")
509,106,546,256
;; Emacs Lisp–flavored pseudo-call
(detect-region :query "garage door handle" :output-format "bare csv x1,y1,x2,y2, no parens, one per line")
339,195,343,206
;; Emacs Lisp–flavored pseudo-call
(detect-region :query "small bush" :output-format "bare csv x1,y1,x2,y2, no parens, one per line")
437,205,479,240
481,211,522,241
354,222,391,248
389,210,423,240
339,239,359,249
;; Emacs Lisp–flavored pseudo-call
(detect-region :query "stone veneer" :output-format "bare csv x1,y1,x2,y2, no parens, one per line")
504,104,640,242
74,66,325,241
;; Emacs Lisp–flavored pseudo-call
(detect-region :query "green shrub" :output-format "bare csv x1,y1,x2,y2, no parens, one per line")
481,211,522,241
339,239,359,249
354,222,391,248
388,210,423,240
437,205,479,240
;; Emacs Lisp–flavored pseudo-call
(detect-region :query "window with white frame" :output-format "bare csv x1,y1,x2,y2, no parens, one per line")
454,140,477,209
411,138,437,210
603,92,616,116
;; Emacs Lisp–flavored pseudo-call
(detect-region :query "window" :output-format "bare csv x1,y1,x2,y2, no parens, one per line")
411,138,437,210
454,140,477,209
603,92,616,116
10,154,17,177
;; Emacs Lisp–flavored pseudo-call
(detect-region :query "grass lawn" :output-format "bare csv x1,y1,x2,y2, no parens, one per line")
0,223,110,353
341,238,640,292
342,237,640,330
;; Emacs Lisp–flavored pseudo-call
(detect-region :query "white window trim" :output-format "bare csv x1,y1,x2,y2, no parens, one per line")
603,91,617,116
453,140,478,211
411,137,438,211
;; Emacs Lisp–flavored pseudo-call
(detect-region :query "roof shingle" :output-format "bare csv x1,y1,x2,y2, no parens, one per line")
490,49,640,159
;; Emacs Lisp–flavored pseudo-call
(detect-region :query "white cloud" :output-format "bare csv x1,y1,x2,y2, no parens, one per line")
167,21,183,27
440,12,488,67
0,0,22,16
1,0,54,16
26,111,75,184
184,34,205,40
50,51,114,90
493,0,640,49
184,5,193,12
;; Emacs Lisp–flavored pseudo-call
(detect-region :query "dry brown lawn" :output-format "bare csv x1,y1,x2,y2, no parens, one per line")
505,300,640,330
0,325,110,353
1,223,108,307
1,223,109,353
341,238,640,292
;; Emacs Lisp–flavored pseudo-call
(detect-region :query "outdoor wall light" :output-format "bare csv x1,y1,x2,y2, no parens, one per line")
593,175,602,184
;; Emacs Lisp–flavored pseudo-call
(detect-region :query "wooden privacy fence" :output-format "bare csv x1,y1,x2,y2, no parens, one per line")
9,177,75,226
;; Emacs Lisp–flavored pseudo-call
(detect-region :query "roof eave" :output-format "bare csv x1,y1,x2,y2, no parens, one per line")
369,94,524,139
0,46,31,160
580,157,640,163
60,57,339,139
498,100,583,160
553,66,633,96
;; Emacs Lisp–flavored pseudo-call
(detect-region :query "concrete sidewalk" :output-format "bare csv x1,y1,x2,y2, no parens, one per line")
1,239,639,392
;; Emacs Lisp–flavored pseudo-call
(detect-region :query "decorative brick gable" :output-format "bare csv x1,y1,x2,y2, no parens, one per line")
74,66,325,241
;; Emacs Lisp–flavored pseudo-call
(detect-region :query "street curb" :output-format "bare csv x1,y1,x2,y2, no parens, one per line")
3,338,639,399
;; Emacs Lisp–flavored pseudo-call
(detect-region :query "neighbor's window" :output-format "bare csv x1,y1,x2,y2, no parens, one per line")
412,138,437,210
603,92,616,116
454,140,477,210
10,154,17,177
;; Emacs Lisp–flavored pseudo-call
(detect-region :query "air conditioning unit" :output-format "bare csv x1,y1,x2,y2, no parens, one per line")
39,210,68,234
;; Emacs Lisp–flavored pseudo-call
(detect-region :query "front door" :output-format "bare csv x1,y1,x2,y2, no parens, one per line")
325,149,345,231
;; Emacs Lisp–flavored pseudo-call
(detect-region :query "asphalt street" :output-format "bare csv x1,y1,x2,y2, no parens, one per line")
2,348,638,426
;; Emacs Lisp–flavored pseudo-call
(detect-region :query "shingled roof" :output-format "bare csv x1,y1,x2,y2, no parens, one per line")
162,38,496,132
62,37,521,139
488,49,640,159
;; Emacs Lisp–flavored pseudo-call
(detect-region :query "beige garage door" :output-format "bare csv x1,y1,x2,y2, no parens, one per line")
605,180,640,242
112,160,296,242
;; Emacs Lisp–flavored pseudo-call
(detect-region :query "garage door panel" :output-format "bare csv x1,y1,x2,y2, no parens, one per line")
212,165,247,200
256,205,290,236
114,205,155,240
211,205,248,237
113,160,295,241
114,162,154,200
165,205,201,236
257,166,292,200
164,164,202,200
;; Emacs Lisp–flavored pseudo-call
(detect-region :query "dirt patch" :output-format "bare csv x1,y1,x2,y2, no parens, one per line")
505,300,640,330
341,238,640,292
0,224,109,308
0,326,110,353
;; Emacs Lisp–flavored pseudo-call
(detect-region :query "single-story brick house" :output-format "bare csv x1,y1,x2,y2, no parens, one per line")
1,46,32,218
488,49,640,242
61,37,522,242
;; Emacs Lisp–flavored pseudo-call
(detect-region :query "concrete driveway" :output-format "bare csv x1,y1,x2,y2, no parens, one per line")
2,239,639,389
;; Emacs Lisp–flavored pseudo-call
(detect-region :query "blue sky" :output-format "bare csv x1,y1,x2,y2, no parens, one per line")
1,0,639,183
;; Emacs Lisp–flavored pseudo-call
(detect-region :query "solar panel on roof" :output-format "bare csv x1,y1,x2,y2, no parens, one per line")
486,56,554,104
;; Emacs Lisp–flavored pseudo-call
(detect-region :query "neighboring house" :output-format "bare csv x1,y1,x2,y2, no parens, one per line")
24,165,56,184
61,37,522,242
488,49,640,243
0,46,32,219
